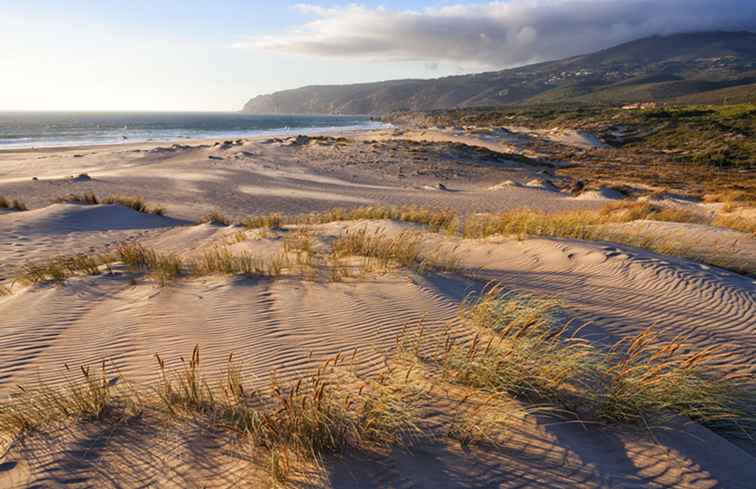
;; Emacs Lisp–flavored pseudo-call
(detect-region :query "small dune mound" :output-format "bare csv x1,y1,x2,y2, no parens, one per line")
524,178,559,192
148,144,191,153
488,180,521,190
212,140,243,150
575,187,626,200
287,134,310,146
422,182,452,192
0,203,183,235
68,173,92,182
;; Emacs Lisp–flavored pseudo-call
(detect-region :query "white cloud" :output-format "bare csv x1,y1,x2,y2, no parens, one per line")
245,0,756,69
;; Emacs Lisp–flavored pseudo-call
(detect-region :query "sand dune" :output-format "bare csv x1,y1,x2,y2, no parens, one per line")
1,131,754,487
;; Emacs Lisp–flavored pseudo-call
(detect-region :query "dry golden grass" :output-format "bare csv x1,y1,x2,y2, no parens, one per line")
0,196,28,211
713,213,756,235
202,209,232,226
408,282,755,434
331,228,459,274
463,206,754,275
17,254,104,284
596,328,753,430
0,362,139,436
115,243,183,286
442,285,595,410
242,206,459,234
704,190,755,205
55,193,164,215
189,247,288,277
240,213,282,230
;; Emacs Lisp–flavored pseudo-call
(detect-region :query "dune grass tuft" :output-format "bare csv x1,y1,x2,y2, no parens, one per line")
189,247,288,277
202,209,231,226
17,254,104,284
442,285,595,409
241,206,459,234
240,213,282,230
463,205,754,275
0,362,137,436
596,328,753,430
411,282,755,434
0,196,28,211
115,243,183,286
151,346,424,483
331,227,459,273
56,193,164,215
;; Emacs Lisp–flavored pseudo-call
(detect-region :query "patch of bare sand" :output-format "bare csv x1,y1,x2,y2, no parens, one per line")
0,134,603,221
0,203,186,280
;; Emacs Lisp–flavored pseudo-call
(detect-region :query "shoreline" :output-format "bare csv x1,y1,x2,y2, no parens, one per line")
0,122,390,154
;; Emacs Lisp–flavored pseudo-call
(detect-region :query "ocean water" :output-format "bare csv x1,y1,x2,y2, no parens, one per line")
0,112,383,149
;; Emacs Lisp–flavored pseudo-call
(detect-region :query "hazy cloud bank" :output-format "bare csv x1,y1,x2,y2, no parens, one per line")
244,0,756,68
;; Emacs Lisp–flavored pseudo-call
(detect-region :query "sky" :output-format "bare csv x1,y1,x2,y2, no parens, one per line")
2,0,755,112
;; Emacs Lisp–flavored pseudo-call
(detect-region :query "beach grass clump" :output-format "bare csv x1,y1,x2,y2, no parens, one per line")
115,242,183,286
202,209,231,226
712,213,756,235
463,209,598,240
332,228,422,270
152,346,423,483
56,193,164,215
189,247,288,277
600,200,706,224
442,286,595,408
331,228,459,274
462,206,755,275
56,192,100,205
412,282,754,433
241,206,459,234
17,254,103,284
704,190,755,205
240,213,282,230
0,362,134,436
0,196,28,211
596,328,753,430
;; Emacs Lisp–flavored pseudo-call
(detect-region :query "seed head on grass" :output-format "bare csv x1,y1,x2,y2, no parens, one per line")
0,361,135,437
596,327,755,432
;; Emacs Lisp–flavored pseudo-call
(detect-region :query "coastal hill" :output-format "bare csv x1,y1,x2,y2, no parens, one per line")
242,31,756,114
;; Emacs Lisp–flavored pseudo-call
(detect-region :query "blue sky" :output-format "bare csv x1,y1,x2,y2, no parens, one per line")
2,0,754,111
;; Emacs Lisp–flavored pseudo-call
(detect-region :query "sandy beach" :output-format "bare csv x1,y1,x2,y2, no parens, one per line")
1,126,754,488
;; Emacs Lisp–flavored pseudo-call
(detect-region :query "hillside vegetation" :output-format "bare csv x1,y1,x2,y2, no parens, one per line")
242,31,756,115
